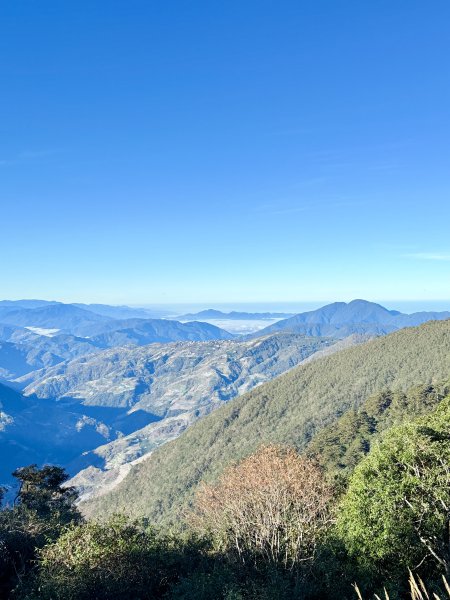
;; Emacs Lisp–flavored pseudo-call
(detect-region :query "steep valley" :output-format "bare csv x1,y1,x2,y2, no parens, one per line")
2,332,339,495
83,319,450,524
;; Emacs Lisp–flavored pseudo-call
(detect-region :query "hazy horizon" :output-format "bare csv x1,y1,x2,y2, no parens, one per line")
2,297,450,316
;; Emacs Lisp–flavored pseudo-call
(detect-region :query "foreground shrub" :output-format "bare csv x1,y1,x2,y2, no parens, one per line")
337,397,450,589
190,445,335,570
26,515,205,600
0,465,80,598
355,572,450,599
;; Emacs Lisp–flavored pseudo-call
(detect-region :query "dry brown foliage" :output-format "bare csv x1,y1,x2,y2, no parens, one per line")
354,572,450,599
190,444,334,569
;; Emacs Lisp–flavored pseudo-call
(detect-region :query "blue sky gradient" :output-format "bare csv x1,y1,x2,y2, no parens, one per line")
1,1,450,306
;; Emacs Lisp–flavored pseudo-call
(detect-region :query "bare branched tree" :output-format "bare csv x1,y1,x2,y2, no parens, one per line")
190,445,334,569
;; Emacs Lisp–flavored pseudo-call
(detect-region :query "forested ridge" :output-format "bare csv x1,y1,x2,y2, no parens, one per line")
85,320,450,524
3,394,450,598
308,381,450,477
2,319,450,598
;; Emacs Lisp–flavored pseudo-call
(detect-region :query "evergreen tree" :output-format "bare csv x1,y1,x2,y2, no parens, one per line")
13,464,80,525
337,397,450,589
0,465,80,598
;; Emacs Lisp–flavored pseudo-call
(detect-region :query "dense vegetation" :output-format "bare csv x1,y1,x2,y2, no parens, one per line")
3,320,450,598
85,320,450,523
4,395,450,598
337,396,450,597
0,465,82,598
308,381,450,478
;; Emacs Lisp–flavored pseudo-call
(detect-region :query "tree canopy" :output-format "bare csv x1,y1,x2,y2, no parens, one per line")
337,397,450,583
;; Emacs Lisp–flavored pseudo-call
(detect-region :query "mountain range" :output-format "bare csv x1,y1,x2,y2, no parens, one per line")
0,303,236,381
0,303,113,336
16,333,338,498
1,298,450,505
72,303,163,320
255,299,450,338
2,298,449,342
0,329,343,490
0,303,236,339
83,319,450,523
173,309,295,321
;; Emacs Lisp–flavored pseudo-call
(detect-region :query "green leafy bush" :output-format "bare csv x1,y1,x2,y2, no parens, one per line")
26,515,207,600
337,397,450,589
0,465,80,598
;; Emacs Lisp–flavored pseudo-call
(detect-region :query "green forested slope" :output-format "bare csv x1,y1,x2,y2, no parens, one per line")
307,381,450,477
85,320,450,523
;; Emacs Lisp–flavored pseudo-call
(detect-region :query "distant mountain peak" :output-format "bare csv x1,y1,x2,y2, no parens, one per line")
253,299,450,338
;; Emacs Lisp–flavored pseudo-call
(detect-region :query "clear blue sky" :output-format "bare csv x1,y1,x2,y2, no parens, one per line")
1,1,450,306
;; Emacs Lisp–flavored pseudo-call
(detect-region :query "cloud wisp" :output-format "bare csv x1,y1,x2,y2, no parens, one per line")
404,253,450,262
